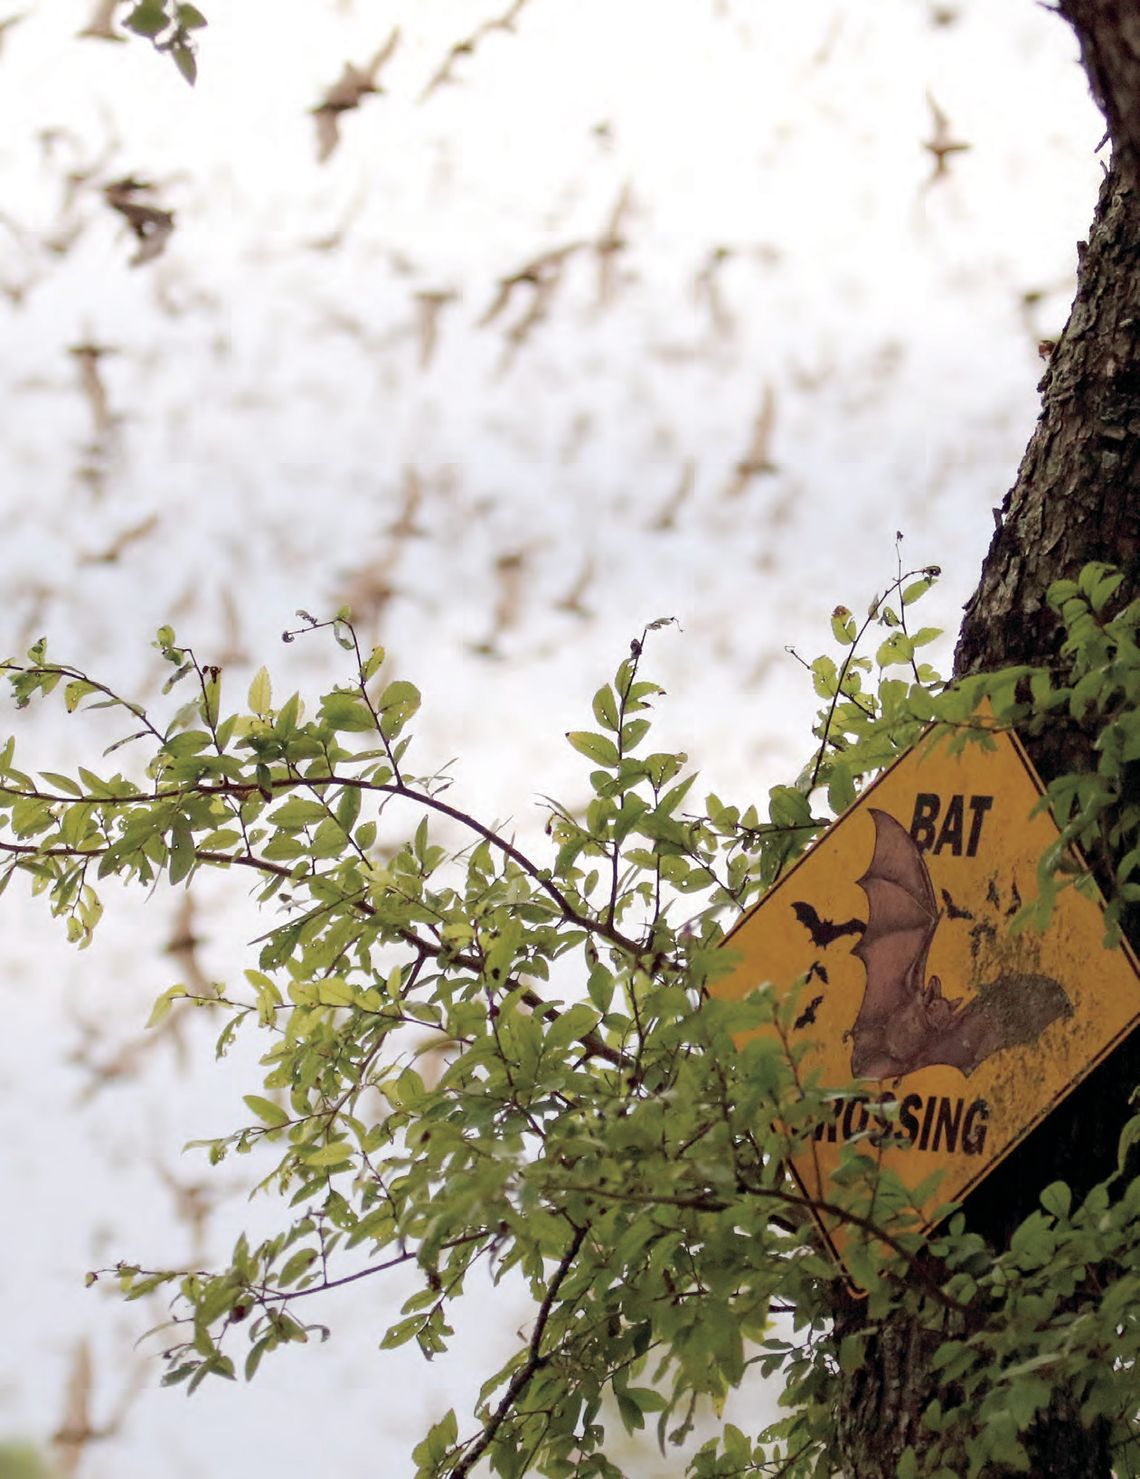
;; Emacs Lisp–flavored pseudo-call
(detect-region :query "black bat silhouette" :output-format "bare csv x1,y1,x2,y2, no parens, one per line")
969,920,997,959
806,960,830,986
791,900,865,949
847,809,1072,1080
939,887,972,921
794,994,825,1030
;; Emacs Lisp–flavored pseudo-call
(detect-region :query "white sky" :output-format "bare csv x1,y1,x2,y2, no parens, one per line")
0,1,1104,1474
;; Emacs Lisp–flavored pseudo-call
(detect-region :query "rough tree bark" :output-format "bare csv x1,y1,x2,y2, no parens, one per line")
830,4,1140,1475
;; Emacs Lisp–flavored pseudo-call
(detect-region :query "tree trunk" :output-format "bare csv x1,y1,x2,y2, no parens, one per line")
831,4,1140,1474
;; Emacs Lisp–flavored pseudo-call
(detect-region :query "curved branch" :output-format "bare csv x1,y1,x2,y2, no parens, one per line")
256,1228,492,1304
0,770,641,955
0,837,633,1072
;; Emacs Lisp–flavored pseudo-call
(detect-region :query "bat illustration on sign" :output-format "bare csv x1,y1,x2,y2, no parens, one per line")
791,901,865,949
939,887,972,921
847,809,1072,1080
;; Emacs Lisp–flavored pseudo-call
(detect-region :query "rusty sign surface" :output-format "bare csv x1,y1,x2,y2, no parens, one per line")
712,726,1140,1271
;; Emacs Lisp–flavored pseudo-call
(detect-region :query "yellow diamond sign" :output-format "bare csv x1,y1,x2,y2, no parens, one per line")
712,726,1140,1273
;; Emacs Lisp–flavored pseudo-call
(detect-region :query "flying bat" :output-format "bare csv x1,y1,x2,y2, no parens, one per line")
312,28,400,162
724,385,778,496
848,809,1071,1080
418,0,532,103
794,994,825,1030
103,177,174,266
923,91,970,186
791,900,864,949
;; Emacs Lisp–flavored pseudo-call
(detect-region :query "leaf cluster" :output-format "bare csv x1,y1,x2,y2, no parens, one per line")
2,569,1138,1477
123,1,206,85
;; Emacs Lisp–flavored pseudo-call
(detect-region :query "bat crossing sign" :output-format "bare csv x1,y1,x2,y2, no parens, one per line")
711,725,1140,1277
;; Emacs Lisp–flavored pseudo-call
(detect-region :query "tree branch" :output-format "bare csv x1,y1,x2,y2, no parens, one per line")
548,1180,967,1314
449,1222,587,1478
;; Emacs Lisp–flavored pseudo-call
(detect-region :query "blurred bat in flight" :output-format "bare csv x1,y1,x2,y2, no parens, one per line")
313,28,399,162
725,385,778,496
68,340,116,440
419,0,533,103
595,183,632,307
103,176,174,266
52,1337,142,1476
923,92,970,185
414,288,458,369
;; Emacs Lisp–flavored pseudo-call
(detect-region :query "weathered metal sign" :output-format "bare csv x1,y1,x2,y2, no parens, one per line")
712,726,1140,1273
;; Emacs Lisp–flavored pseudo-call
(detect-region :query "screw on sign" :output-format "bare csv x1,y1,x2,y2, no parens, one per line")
711,726,1140,1282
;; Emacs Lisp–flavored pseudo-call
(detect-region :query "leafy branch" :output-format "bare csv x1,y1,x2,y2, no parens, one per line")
4,564,1139,1477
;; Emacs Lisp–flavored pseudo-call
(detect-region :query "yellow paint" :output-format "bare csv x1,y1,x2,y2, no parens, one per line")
712,725,1140,1280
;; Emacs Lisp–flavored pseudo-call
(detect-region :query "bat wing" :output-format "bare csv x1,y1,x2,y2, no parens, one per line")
919,972,1073,1078
849,809,939,1076
791,900,822,936
848,809,1073,1080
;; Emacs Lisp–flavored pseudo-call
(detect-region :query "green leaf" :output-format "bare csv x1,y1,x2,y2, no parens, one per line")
620,716,651,751
320,692,375,732
380,1315,423,1351
315,978,354,1007
168,818,195,885
172,40,197,85
245,1338,271,1382
657,773,696,816
39,770,83,797
302,1141,353,1168
64,680,98,713
270,797,329,829
545,1003,601,1052
125,1,169,38
277,1248,318,1286
377,680,420,738
147,984,187,1028
838,1333,866,1373
243,1094,289,1128
565,731,620,768
811,654,838,698
592,684,619,730
827,762,856,814
768,785,812,829
1039,1181,1071,1219
1078,561,1123,612
902,577,933,606
830,606,857,645
412,1410,458,1469
248,666,272,716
